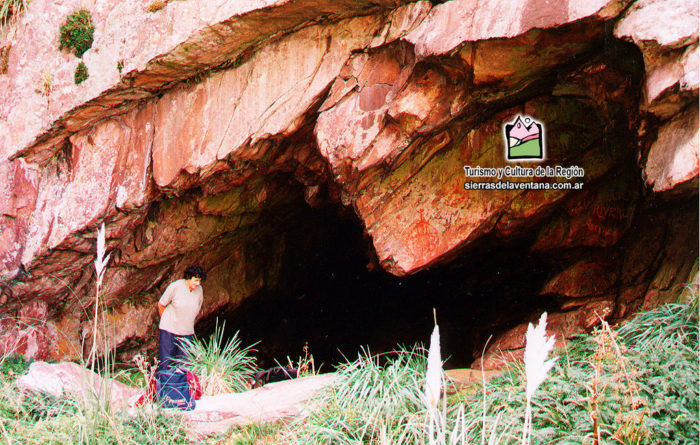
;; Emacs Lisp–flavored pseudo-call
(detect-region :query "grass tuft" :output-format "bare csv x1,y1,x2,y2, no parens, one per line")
218,421,287,444
290,346,430,445
174,320,259,395
460,295,699,444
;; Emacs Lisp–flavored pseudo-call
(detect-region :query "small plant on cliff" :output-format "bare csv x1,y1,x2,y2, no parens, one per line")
58,9,94,58
174,320,259,395
74,61,88,85
146,0,167,13
40,68,52,96
0,44,10,75
183,70,207,86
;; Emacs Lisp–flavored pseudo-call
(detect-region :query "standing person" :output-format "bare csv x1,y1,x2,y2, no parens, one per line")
157,264,206,371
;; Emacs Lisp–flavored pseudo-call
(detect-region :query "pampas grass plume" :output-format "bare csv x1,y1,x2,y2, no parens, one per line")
425,323,442,410
94,223,110,286
524,312,557,399
522,312,557,445
424,322,442,445
88,223,110,364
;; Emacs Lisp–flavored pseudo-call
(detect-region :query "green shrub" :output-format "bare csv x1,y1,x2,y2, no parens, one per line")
174,321,259,395
59,9,94,57
0,354,30,382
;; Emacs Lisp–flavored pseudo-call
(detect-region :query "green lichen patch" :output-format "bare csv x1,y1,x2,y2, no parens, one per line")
74,61,88,84
59,9,94,58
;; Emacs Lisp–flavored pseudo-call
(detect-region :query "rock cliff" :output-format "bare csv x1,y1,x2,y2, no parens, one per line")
0,0,697,366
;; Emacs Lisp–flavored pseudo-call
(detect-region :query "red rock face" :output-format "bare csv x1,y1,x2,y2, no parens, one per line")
479,298,615,370
643,106,699,192
0,159,39,281
614,0,699,193
0,0,697,362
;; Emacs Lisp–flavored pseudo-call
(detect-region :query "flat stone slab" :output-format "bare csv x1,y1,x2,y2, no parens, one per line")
184,373,339,437
15,361,140,410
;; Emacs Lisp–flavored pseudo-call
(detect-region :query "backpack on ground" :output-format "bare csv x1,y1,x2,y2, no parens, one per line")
156,367,195,410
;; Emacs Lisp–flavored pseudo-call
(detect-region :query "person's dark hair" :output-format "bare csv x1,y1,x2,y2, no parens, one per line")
183,264,206,281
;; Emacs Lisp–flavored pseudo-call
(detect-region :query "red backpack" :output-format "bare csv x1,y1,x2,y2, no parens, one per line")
133,370,202,407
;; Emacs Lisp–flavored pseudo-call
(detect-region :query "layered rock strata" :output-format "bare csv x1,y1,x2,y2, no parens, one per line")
0,0,697,364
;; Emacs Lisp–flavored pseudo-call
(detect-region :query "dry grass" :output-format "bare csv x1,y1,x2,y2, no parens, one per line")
146,0,167,13
40,68,51,95
0,44,10,74
285,342,317,377
0,0,26,29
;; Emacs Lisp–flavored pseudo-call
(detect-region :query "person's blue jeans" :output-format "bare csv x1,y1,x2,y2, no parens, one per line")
158,329,193,371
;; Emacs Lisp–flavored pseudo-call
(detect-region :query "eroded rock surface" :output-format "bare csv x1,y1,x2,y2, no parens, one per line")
0,0,698,363
185,373,339,437
615,0,699,192
16,361,140,409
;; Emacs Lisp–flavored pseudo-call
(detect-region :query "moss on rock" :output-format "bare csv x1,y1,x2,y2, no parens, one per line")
59,9,94,57
74,61,88,84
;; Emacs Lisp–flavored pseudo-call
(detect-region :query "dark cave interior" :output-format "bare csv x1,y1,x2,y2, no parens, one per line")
196,198,564,370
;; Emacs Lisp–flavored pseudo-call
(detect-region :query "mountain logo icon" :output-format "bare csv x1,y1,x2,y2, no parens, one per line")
504,115,545,161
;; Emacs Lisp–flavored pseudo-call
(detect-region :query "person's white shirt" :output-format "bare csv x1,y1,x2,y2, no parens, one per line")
158,278,203,335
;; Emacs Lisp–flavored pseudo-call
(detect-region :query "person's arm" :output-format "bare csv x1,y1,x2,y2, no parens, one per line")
196,287,203,315
158,282,176,317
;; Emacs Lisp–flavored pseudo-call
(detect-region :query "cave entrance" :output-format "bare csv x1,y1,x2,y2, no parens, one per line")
196,195,558,370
